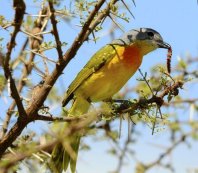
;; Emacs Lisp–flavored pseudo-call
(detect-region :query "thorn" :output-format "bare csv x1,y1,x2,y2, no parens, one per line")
91,31,96,44
121,0,135,19
152,107,159,135
132,0,136,7
35,72,45,78
158,106,163,119
108,14,124,32
119,114,123,138
101,16,107,26
152,117,156,135
128,114,131,140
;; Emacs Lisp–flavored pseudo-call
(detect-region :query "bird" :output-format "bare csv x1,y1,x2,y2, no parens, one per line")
51,28,171,173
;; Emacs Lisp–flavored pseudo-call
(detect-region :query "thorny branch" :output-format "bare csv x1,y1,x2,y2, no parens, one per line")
0,111,97,173
1,7,49,139
2,0,26,119
115,81,183,114
0,140,57,173
0,0,118,158
35,113,88,122
0,83,189,172
28,81,183,125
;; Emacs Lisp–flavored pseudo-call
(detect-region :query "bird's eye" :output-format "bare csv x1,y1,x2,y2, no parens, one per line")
147,32,154,38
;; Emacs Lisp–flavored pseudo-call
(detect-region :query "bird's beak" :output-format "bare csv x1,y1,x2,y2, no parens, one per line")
157,41,171,49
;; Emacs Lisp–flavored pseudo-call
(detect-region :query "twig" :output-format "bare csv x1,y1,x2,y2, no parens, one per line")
25,14,48,17
26,49,57,63
164,98,198,105
34,31,52,36
35,114,88,122
48,1,63,60
138,69,154,95
20,29,43,41
118,81,183,114
152,107,158,135
8,38,29,70
120,0,135,19
119,114,123,138
115,127,134,173
145,133,188,170
159,81,183,98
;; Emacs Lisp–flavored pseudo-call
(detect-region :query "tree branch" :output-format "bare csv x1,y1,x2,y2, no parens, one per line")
0,140,57,173
0,0,118,158
145,133,188,170
2,0,26,119
48,1,63,60
0,111,98,172
1,7,48,139
117,81,183,114
35,114,88,122
0,79,185,171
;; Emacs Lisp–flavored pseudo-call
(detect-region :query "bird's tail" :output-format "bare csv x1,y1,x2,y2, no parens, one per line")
50,97,90,173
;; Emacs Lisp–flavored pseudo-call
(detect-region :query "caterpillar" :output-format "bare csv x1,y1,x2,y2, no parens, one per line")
167,47,172,74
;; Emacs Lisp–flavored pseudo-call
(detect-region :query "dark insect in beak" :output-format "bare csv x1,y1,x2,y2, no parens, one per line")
167,47,172,74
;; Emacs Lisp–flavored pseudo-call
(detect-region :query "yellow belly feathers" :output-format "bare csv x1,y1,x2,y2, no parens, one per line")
75,45,143,101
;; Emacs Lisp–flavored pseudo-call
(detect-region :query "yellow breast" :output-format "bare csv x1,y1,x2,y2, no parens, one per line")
75,45,143,101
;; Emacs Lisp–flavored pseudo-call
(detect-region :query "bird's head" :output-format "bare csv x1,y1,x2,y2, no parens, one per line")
111,28,171,55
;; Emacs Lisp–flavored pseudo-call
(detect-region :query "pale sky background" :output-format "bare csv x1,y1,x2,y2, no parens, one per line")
0,0,198,173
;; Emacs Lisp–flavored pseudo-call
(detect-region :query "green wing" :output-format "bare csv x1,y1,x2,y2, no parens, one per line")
62,44,118,106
